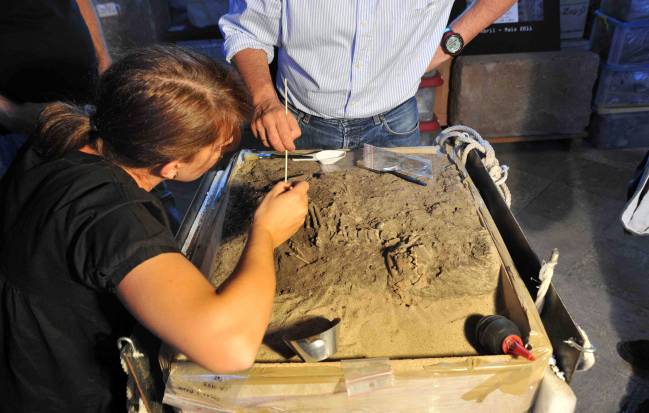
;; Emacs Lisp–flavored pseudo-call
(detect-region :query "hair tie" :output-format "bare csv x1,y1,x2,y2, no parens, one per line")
83,104,96,117
84,105,100,138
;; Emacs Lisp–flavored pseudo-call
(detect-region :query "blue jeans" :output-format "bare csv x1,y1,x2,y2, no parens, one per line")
290,96,420,150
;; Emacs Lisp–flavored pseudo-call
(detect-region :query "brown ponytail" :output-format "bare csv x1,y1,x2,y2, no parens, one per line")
34,103,94,160
34,45,250,168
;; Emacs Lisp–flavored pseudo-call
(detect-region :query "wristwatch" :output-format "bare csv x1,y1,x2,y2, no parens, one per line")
441,28,464,57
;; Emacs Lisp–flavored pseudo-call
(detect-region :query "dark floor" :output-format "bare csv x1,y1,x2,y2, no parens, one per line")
496,139,649,413
169,139,649,412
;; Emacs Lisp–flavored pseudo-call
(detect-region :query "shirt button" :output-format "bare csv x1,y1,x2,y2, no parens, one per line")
361,20,368,27
355,63,362,69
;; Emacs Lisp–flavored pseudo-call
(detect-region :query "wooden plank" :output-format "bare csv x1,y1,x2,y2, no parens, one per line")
487,133,588,144
434,59,452,127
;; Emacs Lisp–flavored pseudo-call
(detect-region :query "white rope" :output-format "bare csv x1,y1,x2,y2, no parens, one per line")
435,125,512,207
436,127,597,374
117,337,148,413
576,325,596,371
564,325,596,372
548,356,566,381
535,249,560,313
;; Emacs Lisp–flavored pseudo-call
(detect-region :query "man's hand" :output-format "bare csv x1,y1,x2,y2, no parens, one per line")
0,95,46,133
252,181,309,248
232,49,302,151
425,46,452,73
252,96,301,152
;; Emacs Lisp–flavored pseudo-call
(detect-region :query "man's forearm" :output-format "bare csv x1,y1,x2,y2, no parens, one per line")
425,0,516,72
451,0,518,44
232,49,278,106
76,0,112,72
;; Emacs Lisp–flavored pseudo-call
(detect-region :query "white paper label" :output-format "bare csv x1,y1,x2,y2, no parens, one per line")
496,3,520,23
469,1,519,24
96,2,120,18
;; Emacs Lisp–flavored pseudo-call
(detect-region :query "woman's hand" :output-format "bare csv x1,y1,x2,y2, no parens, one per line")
252,181,309,247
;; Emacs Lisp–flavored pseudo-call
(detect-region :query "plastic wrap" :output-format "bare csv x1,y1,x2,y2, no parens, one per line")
590,11,649,65
161,148,554,412
361,144,433,179
594,63,649,107
601,0,649,22
590,107,649,149
164,345,552,412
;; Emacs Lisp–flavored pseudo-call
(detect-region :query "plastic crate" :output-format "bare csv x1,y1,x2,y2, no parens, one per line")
415,71,443,122
594,63,649,107
560,0,589,39
590,11,649,64
419,116,441,146
601,0,649,21
590,106,649,148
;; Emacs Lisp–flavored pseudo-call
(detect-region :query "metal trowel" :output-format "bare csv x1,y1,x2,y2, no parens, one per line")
282,319,340,362
256,150,346,165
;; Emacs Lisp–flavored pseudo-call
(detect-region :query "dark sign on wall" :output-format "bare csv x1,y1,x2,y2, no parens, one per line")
450,0,560,54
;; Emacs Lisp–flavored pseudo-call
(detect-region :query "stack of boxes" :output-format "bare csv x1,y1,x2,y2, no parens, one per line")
560,0,590,49
590,0,649,148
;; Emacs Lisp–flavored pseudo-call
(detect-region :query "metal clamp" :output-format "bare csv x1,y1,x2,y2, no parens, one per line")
563,338,597,353
117,337,144,358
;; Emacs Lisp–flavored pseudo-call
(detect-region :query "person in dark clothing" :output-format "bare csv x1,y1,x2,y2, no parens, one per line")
0,0,187,231
0,0,111,172
0,45,309,412
617,150,649,413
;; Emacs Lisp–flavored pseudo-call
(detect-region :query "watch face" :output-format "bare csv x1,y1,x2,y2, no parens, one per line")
446,35,463,54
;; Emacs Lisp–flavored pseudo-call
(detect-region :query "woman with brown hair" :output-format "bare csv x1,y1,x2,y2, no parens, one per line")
0,45,309,412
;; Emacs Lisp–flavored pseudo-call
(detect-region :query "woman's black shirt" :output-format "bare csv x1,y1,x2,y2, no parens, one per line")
0,145,180,412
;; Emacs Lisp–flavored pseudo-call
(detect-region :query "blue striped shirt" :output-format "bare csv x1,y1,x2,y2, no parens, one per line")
219,1,454,119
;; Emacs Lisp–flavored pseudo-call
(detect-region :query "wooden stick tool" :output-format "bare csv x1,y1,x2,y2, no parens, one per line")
284,78,288,183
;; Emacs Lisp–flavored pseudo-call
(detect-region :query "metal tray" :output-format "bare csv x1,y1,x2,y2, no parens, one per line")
174,148,586,383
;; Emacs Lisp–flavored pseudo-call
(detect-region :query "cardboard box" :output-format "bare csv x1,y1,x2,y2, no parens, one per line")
434,59,452,127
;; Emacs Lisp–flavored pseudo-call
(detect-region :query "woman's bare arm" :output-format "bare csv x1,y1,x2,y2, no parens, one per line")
117,182,308,372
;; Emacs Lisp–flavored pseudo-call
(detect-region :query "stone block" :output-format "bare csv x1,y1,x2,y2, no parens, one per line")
449,51,599,137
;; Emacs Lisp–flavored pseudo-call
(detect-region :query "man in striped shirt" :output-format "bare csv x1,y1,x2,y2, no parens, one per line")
219,0,516,151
